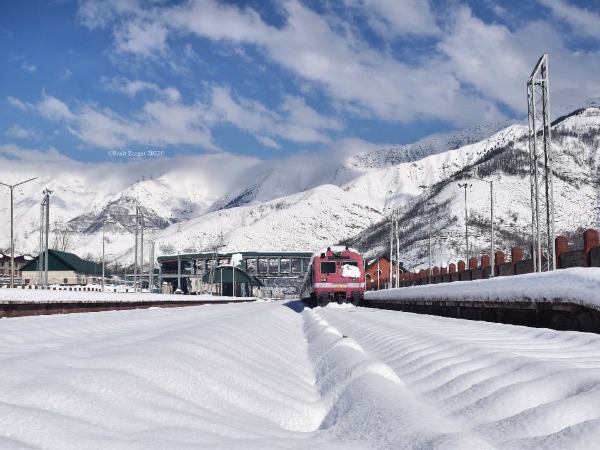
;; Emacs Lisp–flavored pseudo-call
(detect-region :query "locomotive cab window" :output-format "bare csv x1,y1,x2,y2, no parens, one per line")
343,261,358,267
320,261,336,274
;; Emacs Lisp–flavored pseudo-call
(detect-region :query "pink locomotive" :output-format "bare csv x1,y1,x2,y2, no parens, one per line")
300,246,365,307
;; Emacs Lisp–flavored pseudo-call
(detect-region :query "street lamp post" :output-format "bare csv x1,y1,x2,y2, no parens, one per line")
458,183,472,263
389,212,395,288
474,177,495,277
428,215,432,283
102,225,106,292
0,177,37,288
41,189,52,288
426,202,436,284
395,210,400,288
101,220,115,292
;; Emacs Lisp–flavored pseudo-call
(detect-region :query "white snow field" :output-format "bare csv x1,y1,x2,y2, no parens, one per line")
1,299,600,449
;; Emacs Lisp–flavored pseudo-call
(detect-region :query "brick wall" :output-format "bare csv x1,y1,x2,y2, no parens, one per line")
398,228,600,288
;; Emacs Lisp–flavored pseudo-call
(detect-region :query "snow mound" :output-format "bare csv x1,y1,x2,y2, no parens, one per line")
301,307,494,449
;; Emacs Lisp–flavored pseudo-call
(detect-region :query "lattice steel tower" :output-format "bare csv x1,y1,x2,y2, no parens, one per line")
527,53,555,271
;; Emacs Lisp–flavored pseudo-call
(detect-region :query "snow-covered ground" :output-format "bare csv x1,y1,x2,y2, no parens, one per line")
366,267,600,310
1,296,600,449
0,287,254,304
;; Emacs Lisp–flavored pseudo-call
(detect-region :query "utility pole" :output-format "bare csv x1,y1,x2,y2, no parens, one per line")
527,53,555,271
140,214,144,291
389,213,394,288
395,211,400,287
458,183,472,263
474,177,495,277
134,206,139,292
426,202,436,284
0,177,37,288
428,216,432,283
101,220,115,292
149,240,155,292
39,189,51,288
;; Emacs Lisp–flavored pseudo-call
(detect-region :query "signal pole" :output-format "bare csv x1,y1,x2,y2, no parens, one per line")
527,53,555,271
458,183,472,263
0,177,37,288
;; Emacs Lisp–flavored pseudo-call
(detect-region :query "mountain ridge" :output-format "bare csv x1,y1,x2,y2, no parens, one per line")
1,107,599,273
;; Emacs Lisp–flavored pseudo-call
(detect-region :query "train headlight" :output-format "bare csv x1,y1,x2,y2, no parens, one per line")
321,278,327,282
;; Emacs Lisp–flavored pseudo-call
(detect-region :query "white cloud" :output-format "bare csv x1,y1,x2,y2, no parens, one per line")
68,106,132,148
103,77,181,101
38,0,600,153
20,61,36,73
69,101,219,150
346,0,440,38
210,87,342,144
72,0,508,129
211,87,276,133
114,18,168,57
6,97,26,110
11,86,343,152
438,6,600,117
10,55,36,74
0,145,71,165
256,135,281,149
540,0,600,40
165,0,272,44
437,7,531,113
8,92,218,151
77,0,142,30
281,96,343,132
159,1,504,126
5,125,36,139
36,95,75,121
59,68,73,81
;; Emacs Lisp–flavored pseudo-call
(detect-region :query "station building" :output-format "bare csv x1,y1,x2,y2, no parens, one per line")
157,251,313,298
20,249,103,286
0,253,32,285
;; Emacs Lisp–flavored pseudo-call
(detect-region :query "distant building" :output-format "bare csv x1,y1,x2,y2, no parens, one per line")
20,249,103,286
365,256,404,290
158,251,313,297
0,253,33,284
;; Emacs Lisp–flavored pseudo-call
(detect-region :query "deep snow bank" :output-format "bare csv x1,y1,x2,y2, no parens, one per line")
301,304,495,449
366,267,600,309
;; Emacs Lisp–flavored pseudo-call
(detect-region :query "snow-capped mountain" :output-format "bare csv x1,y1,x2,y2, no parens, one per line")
1,107,599,271
344,117,521,171
345,107,600,268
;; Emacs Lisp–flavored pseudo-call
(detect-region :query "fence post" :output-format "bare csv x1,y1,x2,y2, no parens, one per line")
584,229,599,267
555,235,569,269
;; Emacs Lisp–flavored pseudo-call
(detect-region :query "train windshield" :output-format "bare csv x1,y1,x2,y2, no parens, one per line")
320,261,336,274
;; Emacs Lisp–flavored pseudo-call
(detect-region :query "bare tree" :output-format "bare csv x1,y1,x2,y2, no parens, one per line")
52,220,73,252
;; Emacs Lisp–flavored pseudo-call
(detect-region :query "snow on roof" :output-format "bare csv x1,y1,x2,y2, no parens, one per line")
311,245,360,259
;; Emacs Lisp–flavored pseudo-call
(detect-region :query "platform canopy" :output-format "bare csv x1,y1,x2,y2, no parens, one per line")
201,266,262,286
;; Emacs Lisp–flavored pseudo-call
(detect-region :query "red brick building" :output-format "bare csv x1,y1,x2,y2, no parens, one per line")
365,256,398,290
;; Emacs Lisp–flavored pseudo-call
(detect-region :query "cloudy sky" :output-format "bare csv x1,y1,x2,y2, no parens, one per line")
1,0,600,163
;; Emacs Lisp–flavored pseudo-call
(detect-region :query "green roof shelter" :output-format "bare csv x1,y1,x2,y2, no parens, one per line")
21,249,103,286
199,265,262,296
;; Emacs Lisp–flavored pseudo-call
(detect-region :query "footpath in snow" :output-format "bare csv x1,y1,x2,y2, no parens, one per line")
1,300,600,449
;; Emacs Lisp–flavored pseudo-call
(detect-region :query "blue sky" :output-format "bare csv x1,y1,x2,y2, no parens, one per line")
1,0,600,163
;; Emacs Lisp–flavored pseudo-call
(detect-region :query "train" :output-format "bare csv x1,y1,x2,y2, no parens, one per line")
300,246,365,307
